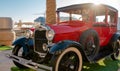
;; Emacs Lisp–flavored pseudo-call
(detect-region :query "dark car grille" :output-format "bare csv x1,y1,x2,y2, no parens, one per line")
34,30,48,53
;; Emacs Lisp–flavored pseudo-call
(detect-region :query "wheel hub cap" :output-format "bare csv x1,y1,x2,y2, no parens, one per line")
70,65,74,69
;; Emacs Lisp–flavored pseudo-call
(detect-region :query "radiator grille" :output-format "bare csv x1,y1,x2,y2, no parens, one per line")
34,30,48,53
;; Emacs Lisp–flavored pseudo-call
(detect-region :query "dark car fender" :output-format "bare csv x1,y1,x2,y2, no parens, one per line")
110,33,120,42
12,37,34,52
49,40,87,60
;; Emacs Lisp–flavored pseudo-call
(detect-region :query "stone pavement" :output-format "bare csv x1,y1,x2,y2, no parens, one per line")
0,50,14,71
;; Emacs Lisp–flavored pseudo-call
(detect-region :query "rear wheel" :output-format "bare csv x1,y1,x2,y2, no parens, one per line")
111,50,120,60
80,30,99,61
12,45,29,68
111,40,120,60
53,47,82,71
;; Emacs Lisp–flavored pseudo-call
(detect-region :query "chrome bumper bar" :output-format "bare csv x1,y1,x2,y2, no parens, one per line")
7,54,52,71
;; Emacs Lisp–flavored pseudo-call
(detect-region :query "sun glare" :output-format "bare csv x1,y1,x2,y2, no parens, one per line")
92,0,102,5
58,0,120,17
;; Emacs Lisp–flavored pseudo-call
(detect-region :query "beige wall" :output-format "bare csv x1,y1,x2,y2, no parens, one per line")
0,17,15,46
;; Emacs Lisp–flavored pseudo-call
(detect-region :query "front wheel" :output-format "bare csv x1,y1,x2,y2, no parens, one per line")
53,47,83,71
12,45,29,68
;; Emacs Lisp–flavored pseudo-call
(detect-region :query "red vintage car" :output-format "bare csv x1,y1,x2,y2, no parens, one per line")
9,3,120,71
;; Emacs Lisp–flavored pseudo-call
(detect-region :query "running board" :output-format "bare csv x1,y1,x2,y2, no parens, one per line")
7,54,52,71
93,50,112,61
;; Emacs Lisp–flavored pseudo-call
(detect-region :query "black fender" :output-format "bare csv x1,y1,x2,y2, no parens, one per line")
12,37,34,52
49,40,87,60
108,33,120,52
110,33,120,42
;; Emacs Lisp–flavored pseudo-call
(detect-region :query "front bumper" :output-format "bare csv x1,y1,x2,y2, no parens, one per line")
7,54,52,71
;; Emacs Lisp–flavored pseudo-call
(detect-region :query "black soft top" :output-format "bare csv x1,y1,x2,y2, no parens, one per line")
57,3,118,12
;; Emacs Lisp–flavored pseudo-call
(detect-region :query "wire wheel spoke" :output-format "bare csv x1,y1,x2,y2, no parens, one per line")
58,52,79,71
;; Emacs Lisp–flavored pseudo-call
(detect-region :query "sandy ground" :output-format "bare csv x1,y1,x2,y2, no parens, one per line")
0,50,15,71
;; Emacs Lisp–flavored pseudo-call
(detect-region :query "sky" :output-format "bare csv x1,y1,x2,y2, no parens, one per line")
0,0,119,22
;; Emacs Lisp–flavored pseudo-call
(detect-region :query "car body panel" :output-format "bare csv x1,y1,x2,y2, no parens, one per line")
49,40,82,54
49,3,118,47
49,21,90,43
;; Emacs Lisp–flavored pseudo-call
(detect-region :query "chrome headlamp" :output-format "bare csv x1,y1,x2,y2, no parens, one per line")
46,29,55,41
25,30,33,38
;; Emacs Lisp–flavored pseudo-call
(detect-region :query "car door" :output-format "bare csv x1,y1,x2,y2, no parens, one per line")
93,6,110,46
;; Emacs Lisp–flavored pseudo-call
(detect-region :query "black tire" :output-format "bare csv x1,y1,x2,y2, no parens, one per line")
111,50,120,60
79,29,99,61
12,45,29,68
53,47,83,71
111,40,120,60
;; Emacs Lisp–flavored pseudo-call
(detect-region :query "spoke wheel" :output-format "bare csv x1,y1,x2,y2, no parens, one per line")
12,45,29,68
80,30,99,61
111,40,120,60
53,47,82,71
111,49,120,60
84,35,97,59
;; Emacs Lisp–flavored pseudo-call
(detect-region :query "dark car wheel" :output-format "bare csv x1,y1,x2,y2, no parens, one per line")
12,45,29,68
53,47,82,71
80,29,99,61
111,40,120,60
111,50,120,60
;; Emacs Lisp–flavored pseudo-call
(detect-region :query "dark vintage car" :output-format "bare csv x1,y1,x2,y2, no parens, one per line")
9,3,120,71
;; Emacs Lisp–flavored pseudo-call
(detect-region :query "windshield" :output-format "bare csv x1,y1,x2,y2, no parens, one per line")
59,9,90,22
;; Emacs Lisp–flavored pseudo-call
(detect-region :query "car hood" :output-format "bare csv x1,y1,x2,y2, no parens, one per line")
48,23,85,35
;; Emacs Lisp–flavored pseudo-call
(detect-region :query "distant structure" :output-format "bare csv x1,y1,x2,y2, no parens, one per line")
34,17,45,24
14,20,34,29
14,21,34,38
17,20,22,28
